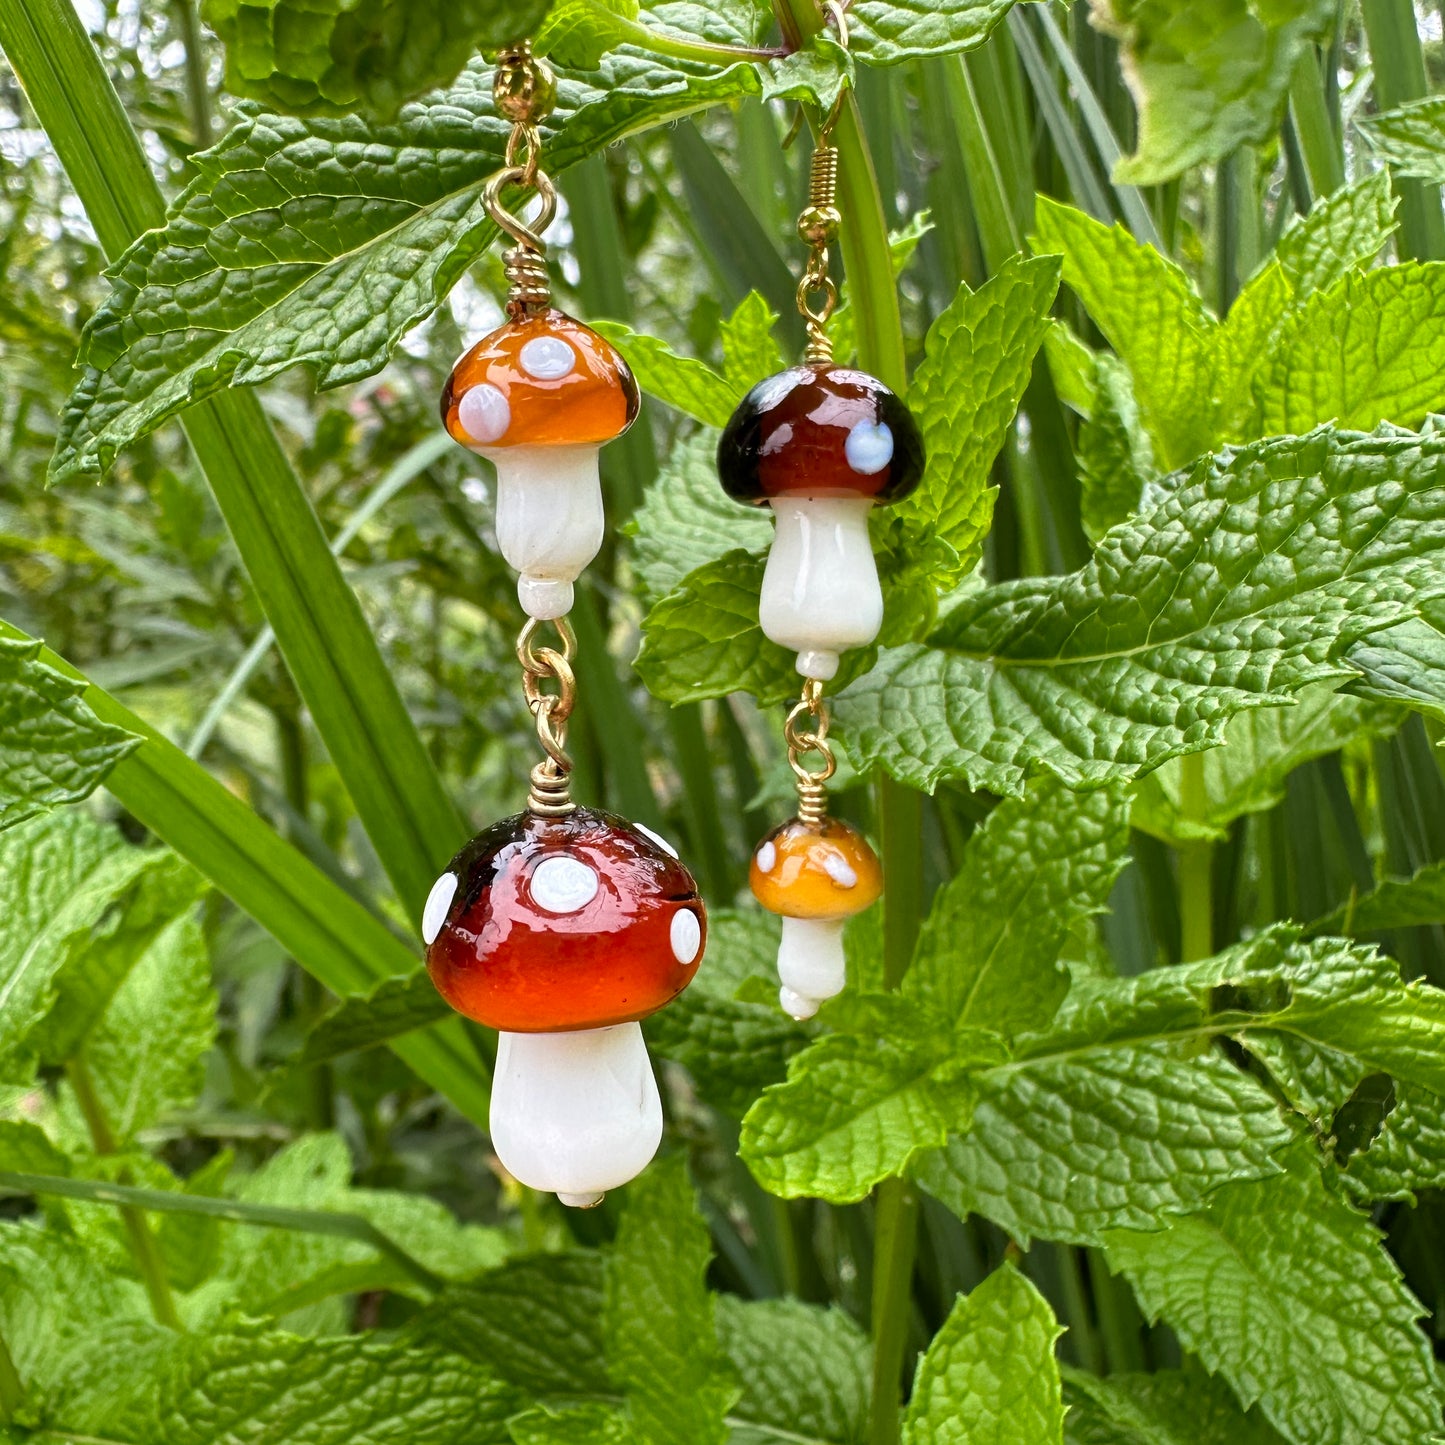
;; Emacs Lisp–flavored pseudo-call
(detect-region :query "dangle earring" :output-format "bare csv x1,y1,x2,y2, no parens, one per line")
718,60,925,1021
423,44,707,1208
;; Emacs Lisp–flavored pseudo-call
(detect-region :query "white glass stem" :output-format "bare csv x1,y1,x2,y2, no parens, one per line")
489,1022,662,1207
487,443,606,619
759,496,883,679
776,914,848,1020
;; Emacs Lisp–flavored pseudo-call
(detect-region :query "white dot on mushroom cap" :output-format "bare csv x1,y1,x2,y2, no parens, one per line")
756,841,777,873
822,853,859,889
422,872,458,946
531,854,600,914
671,908,702,965
520,335,577,381
458,383,511,444
634,823,679,859
845,420,894,475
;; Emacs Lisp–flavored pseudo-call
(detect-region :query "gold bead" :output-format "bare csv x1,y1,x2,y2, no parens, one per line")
495,47,557,125
797,204,841,247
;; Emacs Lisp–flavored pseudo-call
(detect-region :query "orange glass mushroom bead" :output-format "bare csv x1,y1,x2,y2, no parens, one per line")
423,807,704,1207
442,310,640,620
750,816,882,1019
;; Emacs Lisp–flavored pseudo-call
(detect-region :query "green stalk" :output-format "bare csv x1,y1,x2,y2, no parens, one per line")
1287,47,1344,202
1361,0,1445,261
0,0,467,921
67,1055,182,1331
943,55,1024,274
772,5,921,1436
0,1330,23,1422
168,0,212,149
1177,752,1214,962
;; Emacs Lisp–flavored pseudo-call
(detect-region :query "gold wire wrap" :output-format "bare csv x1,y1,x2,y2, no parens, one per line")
517,616,578,815
484,44,559,319
784,678,836,826
796,143,840,363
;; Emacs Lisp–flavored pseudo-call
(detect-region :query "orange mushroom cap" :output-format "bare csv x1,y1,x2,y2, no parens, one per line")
441,309,640,451
749,817,883,920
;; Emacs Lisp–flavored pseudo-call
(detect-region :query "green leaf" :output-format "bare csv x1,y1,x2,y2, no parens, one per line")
294,970,450,1070
716,1296,870,1445
902,1263,1064,1445
837,426,1445,794
847,0,1017,64
81,915,216,1143
406,1252,612,1399
0,1120,70,1176
1317,859,1445,935
1102,1144,1441,1445
898,255,1061,570
1357,94,1445,185
1091,0,1336,186
1062,1366,1288,1445
1258,264,1445,435
1274,171,1399,298
509,1405,636,1445
644,910,806,1117
0,812,192,1085
70,1331,525,1444
537,0,638,71
0,636,139,831
907,776,1131,1040
605,1156,739,1445
718,291,787,396
760,34,853,110
591,323,741,429
1132,684,1395,846
56,52,755,483
1342,605,1445,722
1345,1083,1445,1203
741,994,1005,1204
1077,354,1157,542
626,433,771,609
1032,196,1217,469
201,0,547,119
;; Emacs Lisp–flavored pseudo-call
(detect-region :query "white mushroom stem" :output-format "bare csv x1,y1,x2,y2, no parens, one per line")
489,1022,662,1207
759,496,883,681
486,443,606,620
776,915,849,1021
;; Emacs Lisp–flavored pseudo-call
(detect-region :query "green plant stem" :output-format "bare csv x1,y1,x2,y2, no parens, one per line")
592,1,782,66
168,0,212,149
0,1329,22,1422
66,1056,183,1331
1361,0,1445,261
1287,47,1343,202
1178,752,1213,962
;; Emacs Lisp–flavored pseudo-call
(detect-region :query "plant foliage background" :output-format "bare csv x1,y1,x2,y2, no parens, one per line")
2,0,1445,1442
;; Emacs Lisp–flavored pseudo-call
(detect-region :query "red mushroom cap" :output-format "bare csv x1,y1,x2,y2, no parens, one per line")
717,363,925,505
424,808,705,1032
441,310,640,451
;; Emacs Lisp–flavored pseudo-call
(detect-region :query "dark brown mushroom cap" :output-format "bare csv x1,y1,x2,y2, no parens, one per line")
717,364,925,506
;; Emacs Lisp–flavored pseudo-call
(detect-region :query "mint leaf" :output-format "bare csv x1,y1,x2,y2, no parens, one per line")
81,916,216,1143
1275,172,1398,298
718,291,787,396
1063,1366,1288,1445
1131,684,1395,846
1358,95,1445,185
1317,859,1445,935
741,995,1002,1203
0,637,140,829
538,0,639,70
0,813,192,1084
1259,264,1445,435
509,1405,636,1445
1091,0,1336,186
1102,1144,1441,1445
627,433,771,609
605,1156,739,1445
407,1252,612,1399
1032,197,1216,468
906,776,1131,1040
592,323,740,429
902,1263,1064,1445
717,1296,869,1445
837,426,1445,794
295,970,450,1069
848,0,1017,64
645,911,806,1117
201,0,547,119
1345,1083,1445,1203
1078,354,1157,541
1343,605,1445,722
898,256,1059,571
57,50,755,481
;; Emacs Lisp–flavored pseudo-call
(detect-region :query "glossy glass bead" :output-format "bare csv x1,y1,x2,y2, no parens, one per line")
750,816,883,920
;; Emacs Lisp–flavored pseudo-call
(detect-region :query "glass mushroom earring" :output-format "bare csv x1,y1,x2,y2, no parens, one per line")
423,44,706,1207
719,88,925,1021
